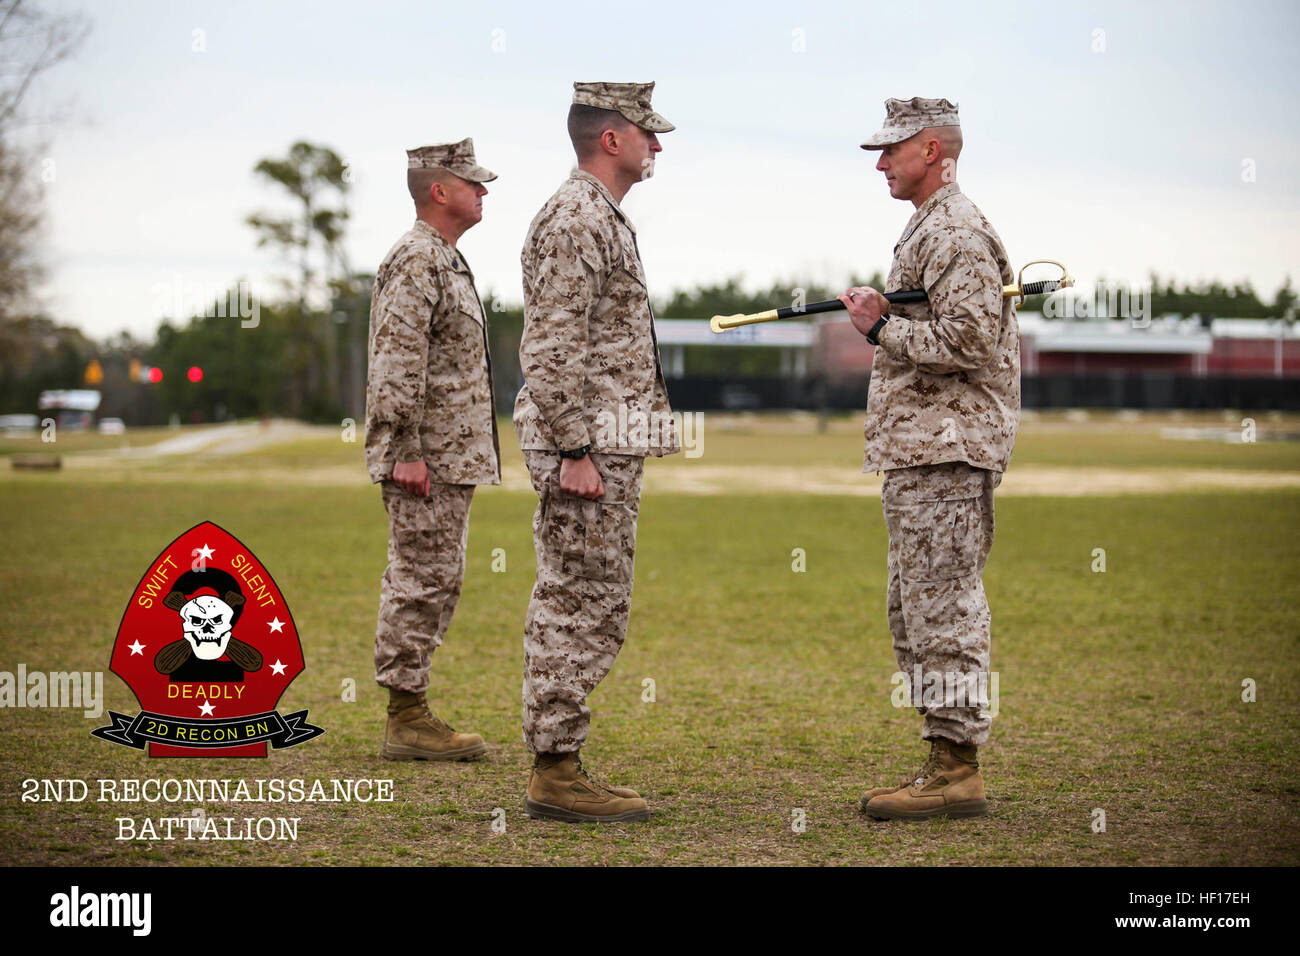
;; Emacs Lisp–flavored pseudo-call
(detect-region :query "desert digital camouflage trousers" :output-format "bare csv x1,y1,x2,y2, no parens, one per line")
374,480,474,694
882,461,1001,746
521,450,644,754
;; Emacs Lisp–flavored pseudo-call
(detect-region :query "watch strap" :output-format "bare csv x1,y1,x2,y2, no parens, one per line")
867,316,889,346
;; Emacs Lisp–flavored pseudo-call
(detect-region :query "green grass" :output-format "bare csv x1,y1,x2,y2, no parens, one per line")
684,412,1300,472
1007,427,1300,472
0,424,184,457
1,456,1298,865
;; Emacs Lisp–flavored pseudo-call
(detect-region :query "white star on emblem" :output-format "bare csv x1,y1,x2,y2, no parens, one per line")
198,701,215,717
127,640,146,656
270,659,287,676
194,543,215,562
268,617,285,634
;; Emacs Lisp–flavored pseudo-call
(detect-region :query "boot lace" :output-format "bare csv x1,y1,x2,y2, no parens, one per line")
414,701,453,734
575,756,617,794
904,748,943,788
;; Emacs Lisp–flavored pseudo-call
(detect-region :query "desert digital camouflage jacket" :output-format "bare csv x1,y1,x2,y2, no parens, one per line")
513,170,679,457
864,182,1020,473
365,219,501,485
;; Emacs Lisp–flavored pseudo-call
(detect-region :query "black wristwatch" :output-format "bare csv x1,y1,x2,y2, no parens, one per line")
558,444,591,460
866,316,889,346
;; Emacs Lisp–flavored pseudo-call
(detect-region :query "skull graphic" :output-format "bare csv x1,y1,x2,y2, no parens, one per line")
179,595,235,660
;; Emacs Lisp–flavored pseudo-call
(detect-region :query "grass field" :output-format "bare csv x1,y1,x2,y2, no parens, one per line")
2,412,1298,866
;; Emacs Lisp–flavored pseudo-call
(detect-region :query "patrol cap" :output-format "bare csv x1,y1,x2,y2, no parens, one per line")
572,81,675,133
860,97,960,150
406,137,497,182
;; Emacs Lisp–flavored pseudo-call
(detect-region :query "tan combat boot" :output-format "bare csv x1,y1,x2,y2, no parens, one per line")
859,740,945,810
863,739,988,820
381,690,486,761
524,752,651,823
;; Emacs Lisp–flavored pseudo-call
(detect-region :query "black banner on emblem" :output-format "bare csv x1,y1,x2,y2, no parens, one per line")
92,709,324,750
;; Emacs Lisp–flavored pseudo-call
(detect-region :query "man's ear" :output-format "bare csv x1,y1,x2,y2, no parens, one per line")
600,127,621,156
429,181,447,206
926,136,946,165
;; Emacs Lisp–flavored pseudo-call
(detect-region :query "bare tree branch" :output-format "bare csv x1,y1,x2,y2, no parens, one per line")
0,0,89,319
0,0,90,128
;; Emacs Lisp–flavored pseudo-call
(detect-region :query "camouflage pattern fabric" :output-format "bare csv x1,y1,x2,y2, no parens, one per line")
374,481,475,693
882,462,999,745
365,219,501,486
860,96,960,149
513,170,679,457
863,182,1019,474
571,80,675,132
520,451,643,754
406,138,497,182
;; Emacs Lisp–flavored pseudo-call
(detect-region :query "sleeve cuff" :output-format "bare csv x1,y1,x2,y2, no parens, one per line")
393,435,423,463
551,410,591,451
874,316,907,357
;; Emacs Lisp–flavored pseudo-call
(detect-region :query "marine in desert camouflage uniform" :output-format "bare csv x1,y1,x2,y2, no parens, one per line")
839,97,1018,821
364,138,501,761
514,81,679,823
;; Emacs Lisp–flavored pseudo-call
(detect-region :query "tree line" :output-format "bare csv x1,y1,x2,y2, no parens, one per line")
5,266,1296,427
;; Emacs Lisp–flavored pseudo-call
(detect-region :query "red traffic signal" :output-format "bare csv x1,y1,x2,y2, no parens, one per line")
187,366,203,383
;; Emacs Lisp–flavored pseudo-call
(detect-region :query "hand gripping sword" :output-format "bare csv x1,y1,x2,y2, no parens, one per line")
708,259,1074,333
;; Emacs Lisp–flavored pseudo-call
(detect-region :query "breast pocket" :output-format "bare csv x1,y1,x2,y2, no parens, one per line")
619,247,647,289
887,265,927,320
453,288,485,328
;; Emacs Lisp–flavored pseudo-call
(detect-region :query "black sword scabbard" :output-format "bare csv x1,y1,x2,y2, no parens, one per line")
774,288,928,320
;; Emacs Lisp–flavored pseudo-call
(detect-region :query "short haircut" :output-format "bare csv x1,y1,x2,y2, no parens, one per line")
407,167,456,206
567,103,633,160
933,125,963,161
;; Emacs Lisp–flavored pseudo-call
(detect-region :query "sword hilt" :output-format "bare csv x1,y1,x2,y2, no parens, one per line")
1003,259,1074,307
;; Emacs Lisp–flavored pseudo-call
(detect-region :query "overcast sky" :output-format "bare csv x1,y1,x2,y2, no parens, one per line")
24,0,1300,339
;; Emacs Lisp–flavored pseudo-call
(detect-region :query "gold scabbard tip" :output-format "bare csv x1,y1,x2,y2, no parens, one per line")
711,310,779,332
710,313,749,332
